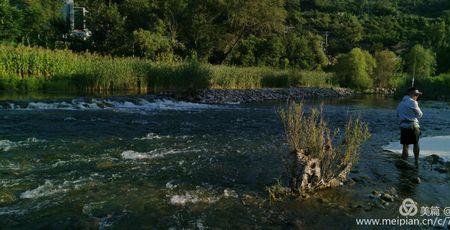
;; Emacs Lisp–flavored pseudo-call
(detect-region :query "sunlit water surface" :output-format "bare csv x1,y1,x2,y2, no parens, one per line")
0,93,449,229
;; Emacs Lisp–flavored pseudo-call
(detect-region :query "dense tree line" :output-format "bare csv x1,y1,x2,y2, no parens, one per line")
1,0,449,77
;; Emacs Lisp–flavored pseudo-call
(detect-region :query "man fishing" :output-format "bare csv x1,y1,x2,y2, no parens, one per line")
396,87,423,167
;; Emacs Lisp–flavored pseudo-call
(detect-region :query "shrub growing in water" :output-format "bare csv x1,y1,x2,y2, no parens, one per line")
273,101,370,197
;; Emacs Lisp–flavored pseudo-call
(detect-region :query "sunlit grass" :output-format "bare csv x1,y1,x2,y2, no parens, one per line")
0,44,336,93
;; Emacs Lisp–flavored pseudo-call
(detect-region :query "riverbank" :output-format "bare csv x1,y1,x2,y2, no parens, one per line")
0,87,354,107
171,87,354,104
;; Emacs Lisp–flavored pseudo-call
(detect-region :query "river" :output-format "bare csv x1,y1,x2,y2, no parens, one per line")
0,93,449,229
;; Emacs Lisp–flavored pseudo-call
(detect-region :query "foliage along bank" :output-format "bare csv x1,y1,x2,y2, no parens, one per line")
0,44,333,93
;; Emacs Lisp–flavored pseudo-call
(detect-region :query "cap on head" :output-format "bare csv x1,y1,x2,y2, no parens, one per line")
407,87,423,96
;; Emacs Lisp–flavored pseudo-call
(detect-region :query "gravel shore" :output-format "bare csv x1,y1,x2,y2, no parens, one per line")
176,87,354,104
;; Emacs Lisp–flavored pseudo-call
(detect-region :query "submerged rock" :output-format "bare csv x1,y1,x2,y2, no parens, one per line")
77,217,100,229
371,190,381,198
387,187,397,196
433,166,448,173
424,154,445,165
369,188,397,208
412,177,421,184
95,161,115,170
381,193,395,202
0,191,16,204
223,188,238,198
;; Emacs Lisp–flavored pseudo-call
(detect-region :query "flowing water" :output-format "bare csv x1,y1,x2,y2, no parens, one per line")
0,93,449,229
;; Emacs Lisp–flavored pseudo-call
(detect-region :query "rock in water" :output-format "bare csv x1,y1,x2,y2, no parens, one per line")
412,177,421,184
0,191,16,204
434,166,448,173
424,154,444,165
381,193,395,202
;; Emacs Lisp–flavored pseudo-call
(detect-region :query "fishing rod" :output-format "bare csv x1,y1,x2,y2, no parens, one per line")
412,51,416,87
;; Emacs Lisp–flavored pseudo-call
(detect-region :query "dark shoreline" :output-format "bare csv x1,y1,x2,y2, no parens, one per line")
170,87,355,104
0,87,404,105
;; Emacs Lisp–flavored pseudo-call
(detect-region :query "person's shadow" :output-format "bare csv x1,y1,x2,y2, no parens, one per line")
395,159,420,197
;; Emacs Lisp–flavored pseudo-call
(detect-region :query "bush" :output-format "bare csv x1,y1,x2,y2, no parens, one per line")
276,101,370,195
335,48,376,90
373,50,402,88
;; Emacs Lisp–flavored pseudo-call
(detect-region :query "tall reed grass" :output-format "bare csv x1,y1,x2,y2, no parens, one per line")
0,44,148,92
209,65,333,89
0,44,336,93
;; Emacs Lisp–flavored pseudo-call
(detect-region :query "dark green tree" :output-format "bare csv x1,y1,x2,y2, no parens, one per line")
0,0,22,41
87,2,128,55
284,32,328,70
213,0,287,63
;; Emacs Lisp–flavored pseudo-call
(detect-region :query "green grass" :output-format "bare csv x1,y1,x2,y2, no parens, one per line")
395,74,450,99
0,44,336,93
209,65,333,89
0,44,148,92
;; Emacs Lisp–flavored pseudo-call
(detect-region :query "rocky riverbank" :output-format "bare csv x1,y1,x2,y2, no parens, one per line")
173,87,354,104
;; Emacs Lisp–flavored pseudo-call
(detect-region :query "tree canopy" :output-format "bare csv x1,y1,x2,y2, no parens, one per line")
0,0,449,72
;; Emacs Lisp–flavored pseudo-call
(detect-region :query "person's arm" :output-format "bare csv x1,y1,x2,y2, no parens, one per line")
413,101,423,118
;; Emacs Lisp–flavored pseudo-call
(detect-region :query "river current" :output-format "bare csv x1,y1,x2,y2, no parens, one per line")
0,94,449,229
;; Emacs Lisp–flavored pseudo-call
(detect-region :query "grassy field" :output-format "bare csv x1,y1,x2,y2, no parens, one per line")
0,44,334,93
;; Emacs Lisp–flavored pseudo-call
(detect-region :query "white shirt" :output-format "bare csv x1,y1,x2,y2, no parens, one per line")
396,96,423,128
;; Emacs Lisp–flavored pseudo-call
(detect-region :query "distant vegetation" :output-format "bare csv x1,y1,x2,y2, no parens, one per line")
0,44,148,92
0,44,333,92
0,0,449,96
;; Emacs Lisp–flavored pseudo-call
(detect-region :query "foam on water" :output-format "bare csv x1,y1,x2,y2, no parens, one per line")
1,98,223,112
20,179,86,199
121,150,152,160
169,191,218,206
0,140,17,152
170,193,200,206
0,138,44,152
134,133,164,140
20,180,67,199
383,135,450,161
134,133,192,141
0,207,26,216
121,147,200,160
